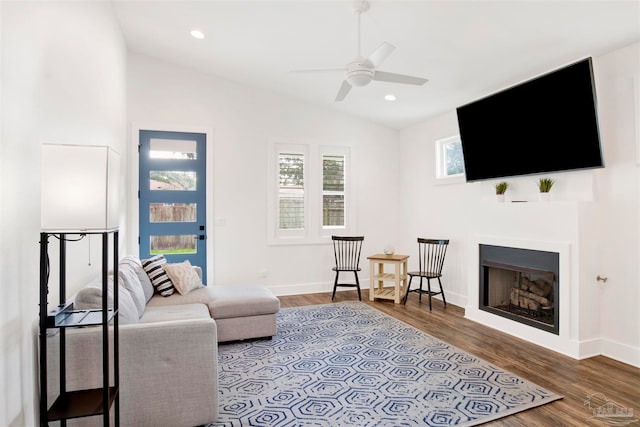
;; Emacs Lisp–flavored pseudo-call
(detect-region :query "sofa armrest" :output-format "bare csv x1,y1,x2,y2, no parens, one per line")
46,318,218,426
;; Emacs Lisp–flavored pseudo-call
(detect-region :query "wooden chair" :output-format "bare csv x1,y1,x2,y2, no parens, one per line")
331,236,364,301
403,238,449,310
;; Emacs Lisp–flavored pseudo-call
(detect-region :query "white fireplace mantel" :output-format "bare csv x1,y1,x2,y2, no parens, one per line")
465,235,582,358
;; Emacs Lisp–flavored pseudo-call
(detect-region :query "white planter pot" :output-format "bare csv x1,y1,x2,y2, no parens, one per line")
496,194,505,203
539,192,550,202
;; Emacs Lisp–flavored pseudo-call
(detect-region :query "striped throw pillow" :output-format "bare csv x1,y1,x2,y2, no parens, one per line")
141,255,175,297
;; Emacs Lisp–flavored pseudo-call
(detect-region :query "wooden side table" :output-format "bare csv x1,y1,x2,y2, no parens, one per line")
367,254,409,304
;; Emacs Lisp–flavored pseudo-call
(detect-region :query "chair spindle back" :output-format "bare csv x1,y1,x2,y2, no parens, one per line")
417,238,449,275
332,236,364,271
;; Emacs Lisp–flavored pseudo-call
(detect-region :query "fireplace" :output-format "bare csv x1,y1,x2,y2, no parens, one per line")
479,244,559,335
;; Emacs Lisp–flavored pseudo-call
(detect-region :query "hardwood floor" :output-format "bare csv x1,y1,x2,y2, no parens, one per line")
277,290,640,426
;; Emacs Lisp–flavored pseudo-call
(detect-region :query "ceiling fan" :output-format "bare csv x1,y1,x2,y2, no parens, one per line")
292,0,428,102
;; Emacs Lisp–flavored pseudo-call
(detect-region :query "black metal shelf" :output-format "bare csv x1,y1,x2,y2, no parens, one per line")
39,230,120,427
48,308,117,328
47,387,119,421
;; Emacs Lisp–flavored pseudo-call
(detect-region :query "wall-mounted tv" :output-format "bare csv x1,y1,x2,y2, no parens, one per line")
456,57,603,182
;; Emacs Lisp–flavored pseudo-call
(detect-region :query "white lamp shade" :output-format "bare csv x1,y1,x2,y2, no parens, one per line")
41,144,120,231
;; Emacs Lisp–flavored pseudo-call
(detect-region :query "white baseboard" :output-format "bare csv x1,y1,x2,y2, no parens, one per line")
577,338,602,360
438,289,467,308
577,338,640,368
600,338,640,368
268,281,333,296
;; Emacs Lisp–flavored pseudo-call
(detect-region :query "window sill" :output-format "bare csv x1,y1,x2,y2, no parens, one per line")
267,236,333,246
435,175,466,185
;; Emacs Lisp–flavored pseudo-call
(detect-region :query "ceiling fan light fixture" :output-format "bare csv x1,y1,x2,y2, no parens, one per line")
346,69,374,87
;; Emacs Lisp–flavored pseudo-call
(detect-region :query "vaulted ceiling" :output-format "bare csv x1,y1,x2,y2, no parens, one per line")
113,1,640,129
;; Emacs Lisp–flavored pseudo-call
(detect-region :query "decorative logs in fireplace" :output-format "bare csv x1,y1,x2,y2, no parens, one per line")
510,276,553,311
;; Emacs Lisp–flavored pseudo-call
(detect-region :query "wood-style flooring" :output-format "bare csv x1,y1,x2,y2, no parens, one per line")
277,290,640,426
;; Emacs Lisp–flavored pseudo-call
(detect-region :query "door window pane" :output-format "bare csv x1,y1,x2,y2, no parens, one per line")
150,203,196,223
150,138,197,159
149,171,197,191
150,235,197,254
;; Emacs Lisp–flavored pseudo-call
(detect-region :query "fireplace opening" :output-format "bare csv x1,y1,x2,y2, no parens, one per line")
479,245,559,335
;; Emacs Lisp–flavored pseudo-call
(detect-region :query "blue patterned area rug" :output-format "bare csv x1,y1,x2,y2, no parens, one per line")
210,302,561,426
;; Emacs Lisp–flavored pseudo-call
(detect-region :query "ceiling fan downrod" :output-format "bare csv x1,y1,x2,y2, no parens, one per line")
345,1,375,87
353,1,370,58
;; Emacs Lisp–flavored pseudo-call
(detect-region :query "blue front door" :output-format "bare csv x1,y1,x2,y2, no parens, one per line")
139,130,207,282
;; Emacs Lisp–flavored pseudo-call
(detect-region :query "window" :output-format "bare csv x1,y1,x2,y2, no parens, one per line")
278,152,305,230
322,154,345,228
435,135,465,182
268,141,351,244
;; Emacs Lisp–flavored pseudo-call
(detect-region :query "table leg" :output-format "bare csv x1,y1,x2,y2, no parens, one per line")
369,260,375,301
400,259,407,301
394,261,401,303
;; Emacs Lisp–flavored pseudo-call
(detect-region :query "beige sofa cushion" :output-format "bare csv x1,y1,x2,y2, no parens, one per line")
207,285,280,319
120,255,155,302
147,285,279,320
74,275,140,324
119,261,146,317
139,303,211,324
147,286,217,309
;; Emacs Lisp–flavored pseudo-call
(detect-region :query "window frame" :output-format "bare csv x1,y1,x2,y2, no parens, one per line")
268,140,352,245
319,146,350,237
273,143,308,240
435,135,466,184
277,151,306,233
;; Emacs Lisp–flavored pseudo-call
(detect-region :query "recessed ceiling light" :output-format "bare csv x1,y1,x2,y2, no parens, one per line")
384,94,397,101
190,30,205,39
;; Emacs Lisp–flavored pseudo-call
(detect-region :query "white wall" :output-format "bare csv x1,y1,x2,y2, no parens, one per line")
398,43,640,366
0,2,127,425
127,53,400,294
588,43,640,365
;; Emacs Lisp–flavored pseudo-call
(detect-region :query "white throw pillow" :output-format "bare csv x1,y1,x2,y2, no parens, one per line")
162,260,204,295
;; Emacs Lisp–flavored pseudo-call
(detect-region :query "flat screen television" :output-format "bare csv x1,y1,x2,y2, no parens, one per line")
456,57,603,182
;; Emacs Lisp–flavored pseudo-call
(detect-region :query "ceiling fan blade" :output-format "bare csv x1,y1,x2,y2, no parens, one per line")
374,70,428,86
335,80,352,102
363,42,395,68
289,68,345,74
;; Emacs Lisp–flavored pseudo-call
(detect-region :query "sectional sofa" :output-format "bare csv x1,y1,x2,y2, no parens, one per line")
45,255,280,426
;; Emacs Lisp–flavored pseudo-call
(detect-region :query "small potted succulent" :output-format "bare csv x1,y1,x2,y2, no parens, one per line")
537,178,555,201
494,181,509,202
